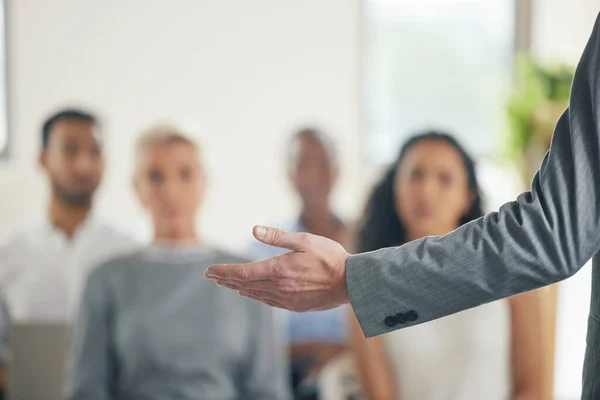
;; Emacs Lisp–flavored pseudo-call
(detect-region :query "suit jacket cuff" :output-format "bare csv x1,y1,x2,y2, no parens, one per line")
347,251,404,338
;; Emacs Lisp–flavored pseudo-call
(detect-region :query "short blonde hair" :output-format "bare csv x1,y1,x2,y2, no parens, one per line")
134,124,203,180
136,123,200,154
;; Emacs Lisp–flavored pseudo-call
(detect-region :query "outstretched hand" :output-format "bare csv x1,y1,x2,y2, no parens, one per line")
205,226,351,312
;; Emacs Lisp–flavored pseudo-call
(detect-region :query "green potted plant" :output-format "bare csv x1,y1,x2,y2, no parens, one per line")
505,56,574,186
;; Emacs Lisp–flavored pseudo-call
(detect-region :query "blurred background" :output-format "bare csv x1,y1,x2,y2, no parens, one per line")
0,1,598,399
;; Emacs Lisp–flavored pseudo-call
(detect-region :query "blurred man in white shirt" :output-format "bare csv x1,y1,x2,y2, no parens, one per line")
0,109,139,391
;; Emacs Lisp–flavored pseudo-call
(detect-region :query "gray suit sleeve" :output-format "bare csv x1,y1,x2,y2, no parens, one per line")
242,303,291,400
67,267,115,400
347,13,600,338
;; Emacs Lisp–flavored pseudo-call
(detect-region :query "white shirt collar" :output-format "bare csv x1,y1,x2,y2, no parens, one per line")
39,213,99,244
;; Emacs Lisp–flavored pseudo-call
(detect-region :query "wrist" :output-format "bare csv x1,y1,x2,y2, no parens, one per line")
335,252,351,306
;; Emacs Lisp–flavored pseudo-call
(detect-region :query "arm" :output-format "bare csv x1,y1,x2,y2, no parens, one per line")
349,310,397,400
241,303,292,400
290,342,347,377
346,14,600,337
288,307,350,377
508,290,552,400
66,268,115,400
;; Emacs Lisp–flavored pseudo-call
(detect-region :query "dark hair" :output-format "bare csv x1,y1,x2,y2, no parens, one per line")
356,130,484,253
41,109,99,149
287,127,337,167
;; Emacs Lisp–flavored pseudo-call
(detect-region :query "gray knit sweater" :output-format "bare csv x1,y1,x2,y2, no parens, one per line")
67,244,290,400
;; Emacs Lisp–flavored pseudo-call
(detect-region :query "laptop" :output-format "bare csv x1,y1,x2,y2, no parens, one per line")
7,323,69,400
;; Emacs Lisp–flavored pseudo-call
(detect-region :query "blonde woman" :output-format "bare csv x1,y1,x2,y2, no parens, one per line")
68,125,290,400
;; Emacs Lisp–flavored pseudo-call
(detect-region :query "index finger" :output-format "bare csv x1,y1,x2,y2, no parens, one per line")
205,258,275,282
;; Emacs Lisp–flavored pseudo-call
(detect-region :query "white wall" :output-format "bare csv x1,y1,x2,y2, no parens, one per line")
0,0,362,251
532,0,599,64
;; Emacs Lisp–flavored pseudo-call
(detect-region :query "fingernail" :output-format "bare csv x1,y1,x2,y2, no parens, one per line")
255,226,267,238
205,269,217,279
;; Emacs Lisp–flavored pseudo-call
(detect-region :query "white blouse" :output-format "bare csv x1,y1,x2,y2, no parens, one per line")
382,300,511,400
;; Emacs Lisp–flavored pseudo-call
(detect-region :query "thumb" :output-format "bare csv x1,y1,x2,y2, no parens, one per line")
253,226,305,251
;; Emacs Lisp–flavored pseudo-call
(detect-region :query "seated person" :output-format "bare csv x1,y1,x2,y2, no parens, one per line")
350,131,548,400
0,109,138,394
68,125,290,400
249,128,352,397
